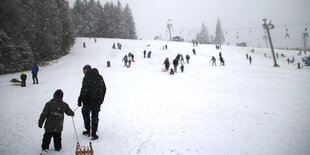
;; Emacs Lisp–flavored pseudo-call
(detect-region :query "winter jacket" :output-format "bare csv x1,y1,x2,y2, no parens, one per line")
32,63,39,75
20,73,27,81
38,98,74,132
78,69,106,105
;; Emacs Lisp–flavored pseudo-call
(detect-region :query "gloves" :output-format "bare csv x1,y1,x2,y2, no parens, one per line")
38,123,42,128
78,102,82,107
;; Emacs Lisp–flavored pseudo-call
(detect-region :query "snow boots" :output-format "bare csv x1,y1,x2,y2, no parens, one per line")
83,122,99,140
82,121,90,137
91,124,99,140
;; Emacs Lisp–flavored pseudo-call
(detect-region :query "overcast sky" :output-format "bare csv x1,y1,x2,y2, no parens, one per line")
68,0,310,47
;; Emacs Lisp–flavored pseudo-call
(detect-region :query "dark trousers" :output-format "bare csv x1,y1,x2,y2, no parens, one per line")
32,74,38,84
41,131,62,150
21,80,26,87
82,104,101,125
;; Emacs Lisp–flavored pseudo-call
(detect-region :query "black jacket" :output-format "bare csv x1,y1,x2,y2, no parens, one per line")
39,98,74,132
78,69,106,105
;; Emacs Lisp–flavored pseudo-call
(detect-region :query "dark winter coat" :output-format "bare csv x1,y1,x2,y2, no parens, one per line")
173,59,178,66
38,98,74,132
163,59,170,69
186,55,190,60
20,73,27,81
78,69,106,105
32,63,39,75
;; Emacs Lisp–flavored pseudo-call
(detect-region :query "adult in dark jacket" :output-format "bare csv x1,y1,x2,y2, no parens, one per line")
32,62,39,84
20,72,27,87
173,58,178,73
163,58,170,71
38,89,74,154
78,65,106,140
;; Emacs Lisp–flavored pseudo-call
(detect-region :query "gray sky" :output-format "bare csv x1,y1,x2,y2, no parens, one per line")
69,0,310,48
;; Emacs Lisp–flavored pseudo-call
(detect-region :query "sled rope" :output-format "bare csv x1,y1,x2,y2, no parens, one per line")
72,116,80,144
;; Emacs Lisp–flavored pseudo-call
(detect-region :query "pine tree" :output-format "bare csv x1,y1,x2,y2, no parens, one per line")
123,4,137,39
196,23,209,44
214,18,225,44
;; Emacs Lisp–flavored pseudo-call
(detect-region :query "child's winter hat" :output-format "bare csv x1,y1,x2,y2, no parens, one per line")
53,89,63,99
83,64,92,71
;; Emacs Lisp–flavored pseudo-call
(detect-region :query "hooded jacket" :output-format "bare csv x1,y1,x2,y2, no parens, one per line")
39,90,74,132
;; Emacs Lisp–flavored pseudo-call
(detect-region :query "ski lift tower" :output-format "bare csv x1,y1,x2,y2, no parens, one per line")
167,19,173,41
262,18,279,67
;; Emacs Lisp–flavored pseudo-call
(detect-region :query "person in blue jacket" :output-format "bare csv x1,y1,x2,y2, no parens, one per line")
32,62,39,84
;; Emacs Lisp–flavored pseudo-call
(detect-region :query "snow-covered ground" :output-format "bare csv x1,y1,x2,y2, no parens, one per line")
0,37,310,155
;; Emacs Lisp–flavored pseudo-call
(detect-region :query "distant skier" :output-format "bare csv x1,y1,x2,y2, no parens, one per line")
249,55,252,65
287,58,290,64
20,72,27,87
32,62,39,84
122,55,128,67
39,89,74,155
180,55,185,64
112,43,116,49
180,64,184,72
186,54,190,64
264,53,267,58
210,56,216,66
173,58,178,73
163,58,170,71
94,38,97,43
246,53,249,60
83,42,86,48
165,44,168,50
219,52,222,58
107,61,111,67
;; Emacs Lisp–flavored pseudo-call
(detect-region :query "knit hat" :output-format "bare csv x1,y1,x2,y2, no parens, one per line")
83,65,92,71
53,89,63,99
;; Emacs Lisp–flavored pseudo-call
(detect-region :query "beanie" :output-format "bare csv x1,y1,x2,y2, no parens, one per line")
53,89,63,99
83,65,92,71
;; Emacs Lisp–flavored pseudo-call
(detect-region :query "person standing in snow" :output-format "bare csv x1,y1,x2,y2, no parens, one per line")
122,55,128,67
180,64,184,72
219,56,225,66
210,56,216,66
39,89,74,155
169,68,174,75
32,62,39,84
246,53,249,60
144,50,147,58
173,58,179,73
186,54,190,64
163,58,170,71
147,51,152,58
20,72,27,87
83,42,86,48
78,65,106,140
192,49,196,55
249,55,252,65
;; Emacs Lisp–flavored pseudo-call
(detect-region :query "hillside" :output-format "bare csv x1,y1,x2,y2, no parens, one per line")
0,38,309,155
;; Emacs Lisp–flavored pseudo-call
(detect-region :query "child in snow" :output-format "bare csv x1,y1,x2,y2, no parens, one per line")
180,64,184,72
38,89,74,155
169,68,174,75
20,72,27,87
210,56,216,66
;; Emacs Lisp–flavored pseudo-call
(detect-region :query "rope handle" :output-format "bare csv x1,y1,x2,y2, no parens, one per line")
72,106,80,144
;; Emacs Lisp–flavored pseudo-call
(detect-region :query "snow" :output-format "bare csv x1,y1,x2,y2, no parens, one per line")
0,37,310,155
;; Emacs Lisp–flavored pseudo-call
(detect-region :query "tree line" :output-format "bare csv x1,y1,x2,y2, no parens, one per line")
195,18,225,45
0,0,137,74
71,0,137,39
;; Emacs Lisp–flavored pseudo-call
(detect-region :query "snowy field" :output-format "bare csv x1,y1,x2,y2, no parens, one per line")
0,37,310,155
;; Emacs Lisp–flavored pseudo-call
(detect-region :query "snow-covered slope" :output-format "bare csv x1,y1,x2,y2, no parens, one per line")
0,38,309,155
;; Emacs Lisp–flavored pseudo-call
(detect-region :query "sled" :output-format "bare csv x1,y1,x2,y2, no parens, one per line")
10,78,21,84
76,142,93,155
